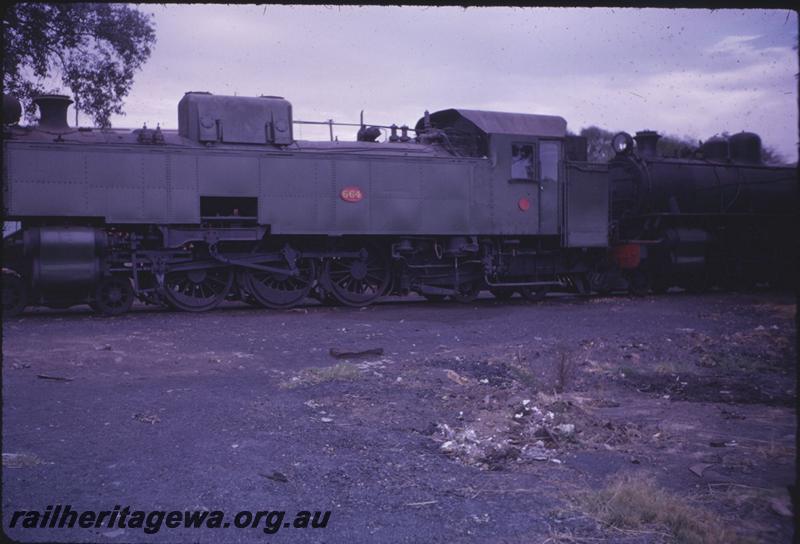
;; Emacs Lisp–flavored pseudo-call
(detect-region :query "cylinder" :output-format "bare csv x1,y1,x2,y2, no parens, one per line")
25,227,106,289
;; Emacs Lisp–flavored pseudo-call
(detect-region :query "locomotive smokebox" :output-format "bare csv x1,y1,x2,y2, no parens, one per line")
634,130,660,158
33,94,73,130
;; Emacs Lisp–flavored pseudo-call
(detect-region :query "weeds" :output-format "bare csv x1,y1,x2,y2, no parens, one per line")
555,350,575,394
712,353,769,373
283,362,362,388
508,363,537,390
654,361,681,375
576,472,743,544
508,348,537,390
2,453,45,468
708,483,794,518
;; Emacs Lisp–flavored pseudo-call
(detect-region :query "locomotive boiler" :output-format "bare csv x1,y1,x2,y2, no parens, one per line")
606,130,796,293
1,91,795,316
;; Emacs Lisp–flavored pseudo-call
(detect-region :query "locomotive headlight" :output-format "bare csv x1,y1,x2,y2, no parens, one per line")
612,132,634,155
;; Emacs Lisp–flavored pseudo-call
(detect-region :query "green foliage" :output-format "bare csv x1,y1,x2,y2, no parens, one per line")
656,133,698,159
580,126,788,165
3,3,156,127
760,145,787,166
579,125,615,162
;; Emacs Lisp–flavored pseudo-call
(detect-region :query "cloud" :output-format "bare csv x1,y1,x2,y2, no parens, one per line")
110,6,797,161
703,34,797,77
706,34,762,54
622,38,797,148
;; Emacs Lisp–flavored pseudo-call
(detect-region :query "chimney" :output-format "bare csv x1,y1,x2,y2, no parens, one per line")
634,130,660,158
34,95,73,130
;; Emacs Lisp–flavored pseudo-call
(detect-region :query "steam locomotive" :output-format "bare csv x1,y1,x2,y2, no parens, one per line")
1,92,795,316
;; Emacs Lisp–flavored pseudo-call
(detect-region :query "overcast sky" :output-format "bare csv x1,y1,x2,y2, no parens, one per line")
97,5,797,161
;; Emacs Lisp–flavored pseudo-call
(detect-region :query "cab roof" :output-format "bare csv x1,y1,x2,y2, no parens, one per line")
416,108,567,138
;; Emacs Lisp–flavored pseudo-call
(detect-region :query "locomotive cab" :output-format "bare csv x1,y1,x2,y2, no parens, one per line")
490,132,562,235
415,109,568,236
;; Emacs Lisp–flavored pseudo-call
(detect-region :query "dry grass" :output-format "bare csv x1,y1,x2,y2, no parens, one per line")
508,348,538,390
282,362,362,388
2,452,45,468
708,483,794,518
653,361,684,375
576,472,745,544
754,302,796,320
752,440,795,461
704,352,769,373
508,362,537,390
555,350,576,393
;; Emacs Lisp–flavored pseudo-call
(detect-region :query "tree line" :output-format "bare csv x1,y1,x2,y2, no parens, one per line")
578,126,788,165
3,3,156,128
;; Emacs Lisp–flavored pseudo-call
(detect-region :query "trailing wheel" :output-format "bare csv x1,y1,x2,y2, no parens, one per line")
244,259,316,309
163,266,233,312
2,271,27,317
323,247,391,307
93,275,134,316
519,285,548,302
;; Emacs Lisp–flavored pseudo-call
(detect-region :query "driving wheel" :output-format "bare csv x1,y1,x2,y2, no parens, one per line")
163,266,233,312
244,258,316,309
323,247,390,307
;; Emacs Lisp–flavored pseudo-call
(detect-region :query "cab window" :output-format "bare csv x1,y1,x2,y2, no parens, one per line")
511,144,535,180
539,141,560,181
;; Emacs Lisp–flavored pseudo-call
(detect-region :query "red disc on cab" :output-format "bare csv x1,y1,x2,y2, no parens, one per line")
518,197,531,211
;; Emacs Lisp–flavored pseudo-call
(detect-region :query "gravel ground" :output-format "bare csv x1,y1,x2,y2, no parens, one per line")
2,291,796,543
